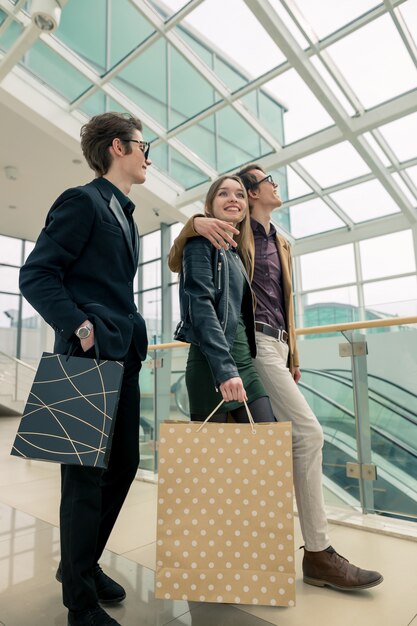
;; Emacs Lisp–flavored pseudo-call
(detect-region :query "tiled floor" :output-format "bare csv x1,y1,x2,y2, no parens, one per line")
1,415,417,626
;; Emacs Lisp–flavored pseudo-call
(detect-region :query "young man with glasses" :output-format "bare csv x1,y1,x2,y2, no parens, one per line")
168,163,383,592
20,112,151,626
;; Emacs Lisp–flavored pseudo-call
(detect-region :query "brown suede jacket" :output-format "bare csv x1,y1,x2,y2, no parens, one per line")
168,215,300,370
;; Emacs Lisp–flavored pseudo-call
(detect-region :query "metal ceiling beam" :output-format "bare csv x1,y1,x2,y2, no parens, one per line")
385,0,417,70
293,213,410,256
281,155,417,210
244,0,417,224
133,1,283,154
0,0,26,38
176,86,417,208
0,23,40,81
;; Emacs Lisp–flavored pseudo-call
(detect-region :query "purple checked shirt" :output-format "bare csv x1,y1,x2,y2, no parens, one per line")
250,217,287,331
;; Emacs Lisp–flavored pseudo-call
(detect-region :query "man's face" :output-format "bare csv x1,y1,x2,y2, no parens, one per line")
122,129,151,185
249,169,282,209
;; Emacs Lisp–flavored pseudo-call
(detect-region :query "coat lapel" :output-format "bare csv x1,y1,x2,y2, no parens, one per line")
109,194,136,266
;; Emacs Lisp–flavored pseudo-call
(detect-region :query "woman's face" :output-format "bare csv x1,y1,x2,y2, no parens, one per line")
210,178,247,225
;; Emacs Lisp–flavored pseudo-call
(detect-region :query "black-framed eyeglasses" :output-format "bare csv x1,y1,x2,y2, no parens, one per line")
121,138,150,159
255,174,276,187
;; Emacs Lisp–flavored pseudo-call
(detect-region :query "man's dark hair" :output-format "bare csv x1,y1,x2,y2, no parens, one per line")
80,112,143,176
235,163,266,210
235,163,266,192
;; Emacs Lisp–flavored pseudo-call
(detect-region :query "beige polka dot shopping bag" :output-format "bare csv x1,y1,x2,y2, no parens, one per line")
155,403,295,607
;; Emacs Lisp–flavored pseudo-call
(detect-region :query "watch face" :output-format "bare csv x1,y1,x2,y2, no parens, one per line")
77,327,90,339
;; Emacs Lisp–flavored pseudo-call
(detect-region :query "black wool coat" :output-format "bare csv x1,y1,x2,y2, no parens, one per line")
20,177,147,361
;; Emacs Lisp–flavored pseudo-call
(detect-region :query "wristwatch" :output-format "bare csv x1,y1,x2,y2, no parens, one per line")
75,322,93,339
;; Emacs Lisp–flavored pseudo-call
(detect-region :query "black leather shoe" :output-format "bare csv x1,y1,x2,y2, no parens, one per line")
68,605,120,625
57,563,126,604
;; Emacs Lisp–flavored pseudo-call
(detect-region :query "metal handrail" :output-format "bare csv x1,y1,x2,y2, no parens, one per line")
0,350,37,371
147,315,417,351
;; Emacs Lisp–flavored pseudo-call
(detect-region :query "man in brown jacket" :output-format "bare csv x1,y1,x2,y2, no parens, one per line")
168,163,383,592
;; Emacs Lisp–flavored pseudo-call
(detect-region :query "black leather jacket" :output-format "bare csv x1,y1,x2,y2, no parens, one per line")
174,237,256,387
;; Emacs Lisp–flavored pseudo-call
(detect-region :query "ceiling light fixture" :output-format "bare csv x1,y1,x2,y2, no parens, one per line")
31,0,63,32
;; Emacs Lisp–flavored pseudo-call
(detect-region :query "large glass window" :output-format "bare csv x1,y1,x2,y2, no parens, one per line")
300,244,356,291
0,235,51,360
359,230,416,281
141,230,161,263
295,229,417,331
363,276,417,318
326,14,417,109
22,41,92,102
0,235,22,265
138,231,162,343
141,287,162,341
329,180,401,223
0,266,20,294
289,198,345,238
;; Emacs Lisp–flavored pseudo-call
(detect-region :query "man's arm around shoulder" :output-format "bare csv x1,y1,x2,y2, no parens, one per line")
168,214,239,273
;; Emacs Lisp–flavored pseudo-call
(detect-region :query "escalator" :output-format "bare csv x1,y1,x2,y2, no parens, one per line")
171,368,417,520
300,370,417,519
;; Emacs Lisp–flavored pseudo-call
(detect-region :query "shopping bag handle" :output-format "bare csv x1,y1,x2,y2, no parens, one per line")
196,399,256,434
65,338,100,362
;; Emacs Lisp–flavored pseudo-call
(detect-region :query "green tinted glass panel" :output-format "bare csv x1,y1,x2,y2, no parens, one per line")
107,97,136,115
259,91,285,144
152,144,209,189
241,90,285,145
55,0,106,72
112,39,168,127
151,143,169,172
79,90,106,117
108,0,154,69
0,9,6,27
215,56,247,91
56,0,154,73
176,116,217,168
270,167,290,231
150,0,190,20
176,26,213,66
273,207,290,232
22,41,91,101
216,107,273,172
146,129,158,142
169,45,217,129
169,148,210,189
241,91,258,115
0,19,22,52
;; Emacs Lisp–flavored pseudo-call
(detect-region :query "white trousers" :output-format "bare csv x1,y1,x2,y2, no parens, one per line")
253,332,330,551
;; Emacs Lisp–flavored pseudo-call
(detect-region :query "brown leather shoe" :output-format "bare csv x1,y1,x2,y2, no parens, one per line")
302,546,383,591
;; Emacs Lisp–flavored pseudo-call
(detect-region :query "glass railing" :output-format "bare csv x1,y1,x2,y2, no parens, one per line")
139,316,417,524
0,350,36,414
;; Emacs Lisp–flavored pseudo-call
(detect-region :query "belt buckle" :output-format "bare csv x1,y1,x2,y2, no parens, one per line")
280,330,288,343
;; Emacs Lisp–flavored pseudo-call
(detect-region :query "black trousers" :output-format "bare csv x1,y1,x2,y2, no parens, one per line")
60,342,142,611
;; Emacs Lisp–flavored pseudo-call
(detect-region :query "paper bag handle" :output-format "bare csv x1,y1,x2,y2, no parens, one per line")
196,399,256,434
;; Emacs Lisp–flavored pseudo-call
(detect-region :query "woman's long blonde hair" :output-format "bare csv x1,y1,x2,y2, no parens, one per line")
204,175,255,279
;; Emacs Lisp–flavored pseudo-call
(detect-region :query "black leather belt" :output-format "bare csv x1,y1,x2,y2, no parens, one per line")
255,321,288,344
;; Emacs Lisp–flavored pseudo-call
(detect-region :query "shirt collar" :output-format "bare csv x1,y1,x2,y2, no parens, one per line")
250,217,276,237
99,178,135,215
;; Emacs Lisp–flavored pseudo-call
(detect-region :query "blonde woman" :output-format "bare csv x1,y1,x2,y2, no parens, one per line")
175,175,275,423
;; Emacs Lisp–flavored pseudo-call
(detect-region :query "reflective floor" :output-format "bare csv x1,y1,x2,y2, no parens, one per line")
1,415,417,626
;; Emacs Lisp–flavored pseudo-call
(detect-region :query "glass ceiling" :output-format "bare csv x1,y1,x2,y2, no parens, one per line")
0,0,416,245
